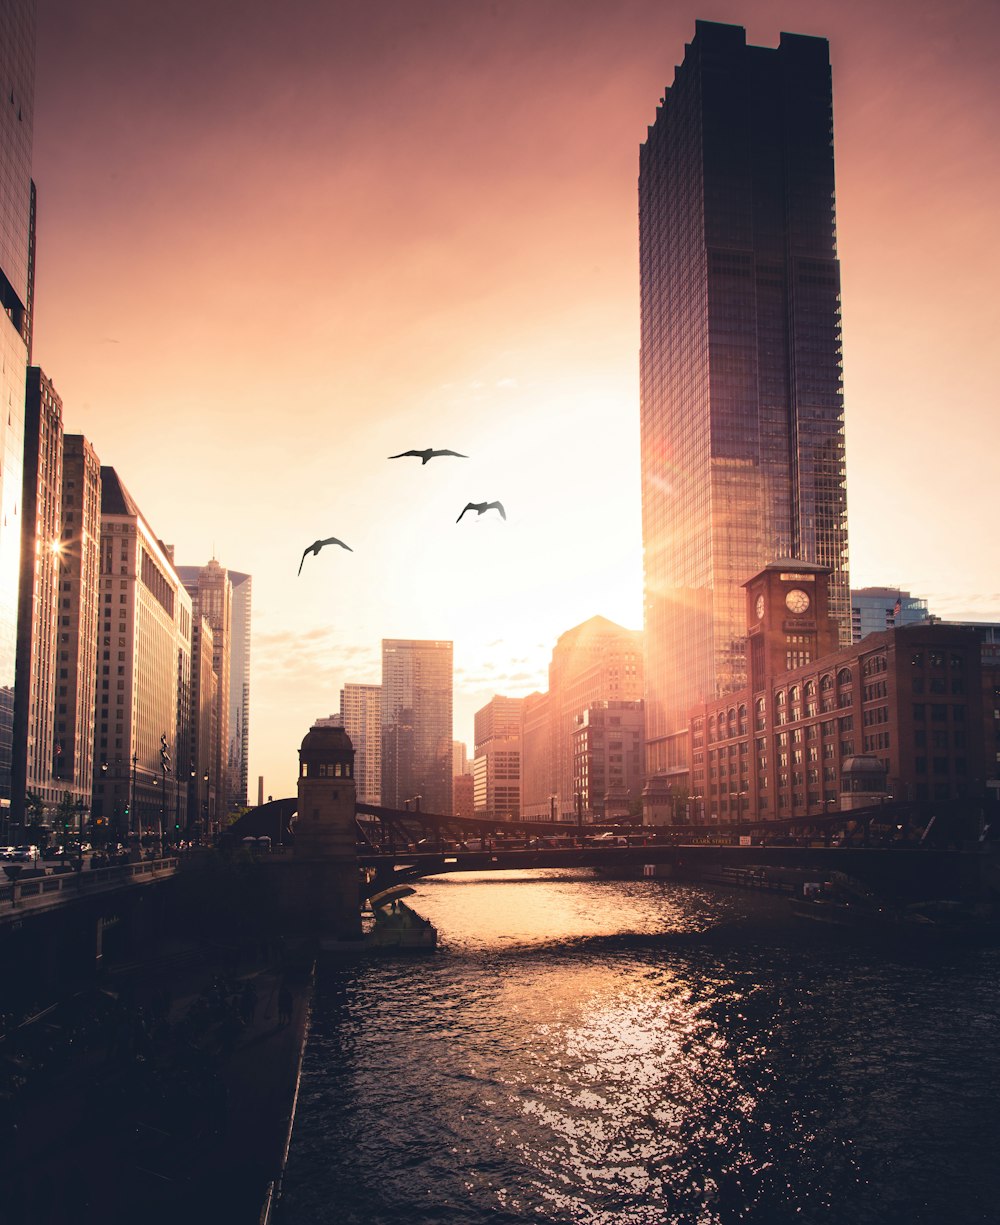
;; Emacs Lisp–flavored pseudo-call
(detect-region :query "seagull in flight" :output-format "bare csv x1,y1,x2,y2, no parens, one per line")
456,501,506,523
388,448,468,464
298,537,353,575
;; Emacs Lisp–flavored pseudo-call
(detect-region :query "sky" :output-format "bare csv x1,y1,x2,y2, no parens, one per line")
29,0,1000,798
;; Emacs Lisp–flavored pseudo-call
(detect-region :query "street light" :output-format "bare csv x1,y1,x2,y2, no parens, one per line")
729,790,747,843
159,733,170,853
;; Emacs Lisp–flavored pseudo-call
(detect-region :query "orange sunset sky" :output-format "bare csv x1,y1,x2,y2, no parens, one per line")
29,0,1000,798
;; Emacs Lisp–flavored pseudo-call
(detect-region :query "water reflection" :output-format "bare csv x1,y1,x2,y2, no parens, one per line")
281,872,1000,1225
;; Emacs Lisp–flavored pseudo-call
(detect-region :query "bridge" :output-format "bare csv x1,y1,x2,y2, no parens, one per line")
349,796,986,896
226,792,996,904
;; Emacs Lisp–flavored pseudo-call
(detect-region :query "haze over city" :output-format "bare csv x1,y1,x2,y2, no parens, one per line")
28,0,1000,796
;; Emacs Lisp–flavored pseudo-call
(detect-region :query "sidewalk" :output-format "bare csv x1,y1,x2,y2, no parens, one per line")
1,945,313,1225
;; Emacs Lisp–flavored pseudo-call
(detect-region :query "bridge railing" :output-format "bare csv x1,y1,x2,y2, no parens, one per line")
0,857,179,918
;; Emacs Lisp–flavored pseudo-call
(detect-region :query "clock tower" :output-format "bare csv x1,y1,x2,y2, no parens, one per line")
745,563,839,693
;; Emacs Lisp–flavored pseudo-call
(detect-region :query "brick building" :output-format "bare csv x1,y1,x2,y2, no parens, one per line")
648,563,988,826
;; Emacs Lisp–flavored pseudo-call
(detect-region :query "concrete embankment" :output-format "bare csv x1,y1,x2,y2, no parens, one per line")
1,941,314,1225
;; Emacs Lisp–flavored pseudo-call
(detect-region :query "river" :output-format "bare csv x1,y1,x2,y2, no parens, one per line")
279,870,1000,1224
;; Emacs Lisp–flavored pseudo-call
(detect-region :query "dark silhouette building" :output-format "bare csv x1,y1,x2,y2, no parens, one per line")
0,0,37,803
380,639,452,815
639,21,850,795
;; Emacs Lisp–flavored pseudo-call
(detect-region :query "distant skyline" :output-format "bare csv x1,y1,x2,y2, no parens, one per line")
29,0,1000,796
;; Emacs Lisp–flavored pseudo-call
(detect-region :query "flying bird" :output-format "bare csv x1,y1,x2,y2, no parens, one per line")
456,501,506,523
388,448,468,464
298,537,353,575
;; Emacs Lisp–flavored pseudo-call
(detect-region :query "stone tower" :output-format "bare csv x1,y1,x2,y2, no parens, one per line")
293,724,361,939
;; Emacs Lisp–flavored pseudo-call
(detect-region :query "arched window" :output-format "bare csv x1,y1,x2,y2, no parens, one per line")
804,680,816,697
789,686,800,703
820,674,834,691
837,668,853,686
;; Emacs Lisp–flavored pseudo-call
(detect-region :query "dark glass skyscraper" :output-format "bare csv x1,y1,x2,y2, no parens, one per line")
0,0,36,801
639,21,850,780
380,639,453,815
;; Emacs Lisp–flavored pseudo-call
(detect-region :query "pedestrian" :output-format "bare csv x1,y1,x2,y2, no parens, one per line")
278,983,293,1026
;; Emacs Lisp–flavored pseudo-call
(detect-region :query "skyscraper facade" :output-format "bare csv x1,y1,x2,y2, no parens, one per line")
380,639,452,814
472,695,523,821
228,570,251,810
639,20,850,782
55,435,101,816
176,560,232,818
11,368,62,814
520,616,643,819
0,0,36,800
339,681,381,805
92,470,192,839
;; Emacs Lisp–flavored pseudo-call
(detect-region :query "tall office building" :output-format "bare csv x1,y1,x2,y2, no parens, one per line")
639,21,850,784
91,470,192,839
339,682,381,805
55,435,101,816
177,561,251,813
380,639,452,814
520,616,644,819
228,570,251,809
852,587,929,643
176,560,232,818
0,0,36,801
472,695,523,821
11,368,62,815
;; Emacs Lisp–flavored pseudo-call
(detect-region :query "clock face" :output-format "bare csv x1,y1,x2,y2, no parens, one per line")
785,588,811,615
755,595,765,620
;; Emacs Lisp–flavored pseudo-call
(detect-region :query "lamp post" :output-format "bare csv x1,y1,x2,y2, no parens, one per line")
130,752,137,839
729,790,747,844
159,733,170,854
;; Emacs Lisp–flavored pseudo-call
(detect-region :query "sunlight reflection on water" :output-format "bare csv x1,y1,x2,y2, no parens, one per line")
281,871,1000,1225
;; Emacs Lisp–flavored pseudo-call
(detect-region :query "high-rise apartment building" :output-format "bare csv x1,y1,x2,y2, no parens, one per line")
11,368,63,815
380,639,452,814
0,0,36,800
92,470,192,840
852,588,929,643
639,21,850,785
339,682,381,804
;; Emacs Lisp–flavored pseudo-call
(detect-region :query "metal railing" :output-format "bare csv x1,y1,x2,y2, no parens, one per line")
0,856,179,919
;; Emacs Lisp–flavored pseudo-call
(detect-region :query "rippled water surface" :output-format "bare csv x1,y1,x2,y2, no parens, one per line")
280,872,1000,1224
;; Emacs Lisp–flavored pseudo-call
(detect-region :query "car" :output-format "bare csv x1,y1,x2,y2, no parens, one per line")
12,845,39,861
42,845,66,860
